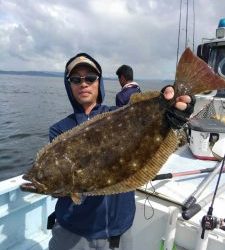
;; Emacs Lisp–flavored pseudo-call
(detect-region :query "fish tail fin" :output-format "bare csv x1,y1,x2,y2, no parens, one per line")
174,48,225,95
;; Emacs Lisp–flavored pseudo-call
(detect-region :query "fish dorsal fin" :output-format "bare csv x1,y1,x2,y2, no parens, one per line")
129,91,160,104
175,48,225,95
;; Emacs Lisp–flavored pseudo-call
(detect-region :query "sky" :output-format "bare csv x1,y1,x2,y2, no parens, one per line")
0,0,225,79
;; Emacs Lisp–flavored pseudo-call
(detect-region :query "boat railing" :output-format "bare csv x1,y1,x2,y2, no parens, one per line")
0,175,56,250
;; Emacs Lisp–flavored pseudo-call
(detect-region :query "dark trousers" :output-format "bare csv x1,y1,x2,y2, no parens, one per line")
49,223,133,250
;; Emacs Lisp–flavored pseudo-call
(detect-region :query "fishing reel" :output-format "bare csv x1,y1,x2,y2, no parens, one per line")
201,214,225,239
201,215,218,238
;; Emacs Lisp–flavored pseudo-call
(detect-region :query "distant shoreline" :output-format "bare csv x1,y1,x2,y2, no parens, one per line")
0,70,172,82
0,70,117,80
0,70,63,78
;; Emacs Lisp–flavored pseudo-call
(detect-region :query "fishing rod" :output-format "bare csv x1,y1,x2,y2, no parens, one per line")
182,179,225,220
193,139,225,249
195,214,225,250
152,164,225,181
200,153,225,239
182,139,225,217
181,161,222,211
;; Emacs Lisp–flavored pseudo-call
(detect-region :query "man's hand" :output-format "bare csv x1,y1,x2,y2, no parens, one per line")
161,85,196,129
163,86,192,110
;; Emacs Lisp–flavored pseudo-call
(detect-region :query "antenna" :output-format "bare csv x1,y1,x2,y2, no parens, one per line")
192,0,195,52
176,0,183,67
185,0,189,48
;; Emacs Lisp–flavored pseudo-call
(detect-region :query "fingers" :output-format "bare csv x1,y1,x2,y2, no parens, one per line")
175,95,192,111
174,102,188,111
163,86,193,111
175,95,192,103
163,86,174,100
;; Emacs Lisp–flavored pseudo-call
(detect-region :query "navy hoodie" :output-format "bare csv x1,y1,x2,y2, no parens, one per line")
116,83,141,107
49,53,135,239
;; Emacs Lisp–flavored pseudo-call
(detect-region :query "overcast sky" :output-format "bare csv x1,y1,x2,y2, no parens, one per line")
1,0,225,79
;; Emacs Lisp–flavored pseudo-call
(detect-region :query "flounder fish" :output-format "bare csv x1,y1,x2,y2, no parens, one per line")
20,48,225,203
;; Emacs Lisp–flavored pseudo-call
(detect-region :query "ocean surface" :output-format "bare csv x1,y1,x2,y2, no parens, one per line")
0,74,167,181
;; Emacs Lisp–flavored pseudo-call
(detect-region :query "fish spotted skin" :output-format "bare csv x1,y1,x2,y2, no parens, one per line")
20,48,225,198
22,92,173,195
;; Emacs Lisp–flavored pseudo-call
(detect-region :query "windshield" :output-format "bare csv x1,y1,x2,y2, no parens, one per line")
209,46,225,78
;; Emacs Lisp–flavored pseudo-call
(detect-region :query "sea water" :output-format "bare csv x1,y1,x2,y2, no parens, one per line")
0,74,166,181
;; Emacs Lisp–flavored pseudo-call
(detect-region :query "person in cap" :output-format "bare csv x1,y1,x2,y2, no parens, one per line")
48,52,195,250
115,65,141,107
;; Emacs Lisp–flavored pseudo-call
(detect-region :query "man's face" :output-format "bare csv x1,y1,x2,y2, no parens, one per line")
69,65,99,107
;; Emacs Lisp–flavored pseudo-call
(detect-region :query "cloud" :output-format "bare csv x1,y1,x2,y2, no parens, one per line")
0,0,225,79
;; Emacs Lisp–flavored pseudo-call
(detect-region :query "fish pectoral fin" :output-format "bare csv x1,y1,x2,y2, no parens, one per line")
71,193,83,205
129,91,160,104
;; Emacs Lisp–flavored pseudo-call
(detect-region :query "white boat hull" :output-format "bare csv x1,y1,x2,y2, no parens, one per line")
0,175,56,250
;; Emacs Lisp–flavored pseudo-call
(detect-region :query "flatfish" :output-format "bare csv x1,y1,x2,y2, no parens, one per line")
20,48,225,202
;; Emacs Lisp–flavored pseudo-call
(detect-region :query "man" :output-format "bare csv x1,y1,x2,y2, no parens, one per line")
115,65,141,107
48,52,195,250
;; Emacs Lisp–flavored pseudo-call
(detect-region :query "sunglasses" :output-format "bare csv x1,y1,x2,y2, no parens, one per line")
68,75,99,85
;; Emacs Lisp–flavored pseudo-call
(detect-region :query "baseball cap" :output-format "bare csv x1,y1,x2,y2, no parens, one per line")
67,55,101,76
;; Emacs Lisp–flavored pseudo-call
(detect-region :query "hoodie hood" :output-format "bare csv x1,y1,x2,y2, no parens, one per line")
64,52,105,112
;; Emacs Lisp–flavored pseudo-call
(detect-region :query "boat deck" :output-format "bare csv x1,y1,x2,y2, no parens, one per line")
135,145,225,250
